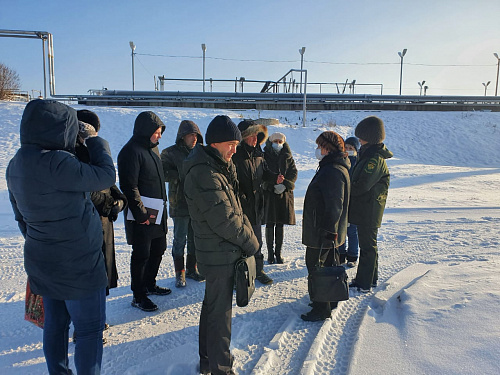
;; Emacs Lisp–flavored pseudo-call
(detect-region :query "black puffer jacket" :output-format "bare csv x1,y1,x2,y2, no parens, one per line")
6,99,115,300
160,120,203,217
184,145,259,266
232,142,276,225
262,140,297,225
118,112,168,244
302,152,350,249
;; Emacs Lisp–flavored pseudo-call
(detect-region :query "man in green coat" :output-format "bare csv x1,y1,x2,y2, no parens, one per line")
184,115,259,375
349,116,393,293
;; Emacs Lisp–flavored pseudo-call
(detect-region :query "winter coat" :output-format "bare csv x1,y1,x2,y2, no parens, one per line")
183,144,259,266
118,115,167,245
76,143,127,290
262,140,297,225
302,152,351,249
232,141,276,225
6,99,115,300
348,143,392,228
160,121,203,217
90,186,127,289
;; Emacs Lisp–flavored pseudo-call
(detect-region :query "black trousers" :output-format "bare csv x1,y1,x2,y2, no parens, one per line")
130,234,166,298
305,246,339,315
198,262,234,375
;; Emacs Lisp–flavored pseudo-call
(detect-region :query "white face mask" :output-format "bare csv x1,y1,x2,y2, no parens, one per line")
272,143,283,152
315,148,325,161
347,150,357,156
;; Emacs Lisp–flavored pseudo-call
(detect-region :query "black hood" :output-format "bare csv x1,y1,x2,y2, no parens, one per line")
319,151,351,170
20,99,79,152
175,120,203,145
133,111,165,140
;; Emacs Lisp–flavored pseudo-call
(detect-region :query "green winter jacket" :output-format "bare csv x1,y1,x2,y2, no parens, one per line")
348,143,393,228
183,145,259,266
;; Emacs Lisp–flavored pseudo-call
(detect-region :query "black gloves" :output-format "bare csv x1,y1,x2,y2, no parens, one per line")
320,230,338,249
109,200,124,222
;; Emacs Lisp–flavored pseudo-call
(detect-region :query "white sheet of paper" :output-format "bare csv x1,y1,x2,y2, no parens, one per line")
126,196,164,224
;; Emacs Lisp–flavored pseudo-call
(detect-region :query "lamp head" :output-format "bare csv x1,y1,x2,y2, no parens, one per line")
129,41,136,51
201,43,206,52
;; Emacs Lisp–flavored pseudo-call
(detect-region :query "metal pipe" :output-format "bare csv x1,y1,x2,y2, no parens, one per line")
302,69,307,127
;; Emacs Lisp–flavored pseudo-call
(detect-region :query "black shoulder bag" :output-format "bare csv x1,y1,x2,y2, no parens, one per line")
235,255,256,307
308,247,349,302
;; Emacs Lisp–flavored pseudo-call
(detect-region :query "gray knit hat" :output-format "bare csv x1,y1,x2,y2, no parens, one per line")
355,116,385,144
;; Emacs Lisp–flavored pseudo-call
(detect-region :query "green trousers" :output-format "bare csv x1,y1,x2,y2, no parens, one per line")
354,225,379,290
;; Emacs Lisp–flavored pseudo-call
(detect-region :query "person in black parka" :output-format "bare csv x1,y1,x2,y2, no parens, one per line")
118,111,171,312
75,110,127,294
301,131,350,322
7,99,116,374
337,136,360,267
233,119,278,285
262,132,297,264
161,120,204,288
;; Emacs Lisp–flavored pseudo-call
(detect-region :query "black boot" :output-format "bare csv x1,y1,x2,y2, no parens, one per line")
186,253,205,281
255,255,273,285
265,226,275,264
275,225,285,264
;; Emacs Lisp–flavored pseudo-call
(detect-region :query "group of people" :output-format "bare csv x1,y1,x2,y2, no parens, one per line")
6,99,392,375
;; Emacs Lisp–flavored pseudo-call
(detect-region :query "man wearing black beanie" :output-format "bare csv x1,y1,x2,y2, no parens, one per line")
349,116,393,293
184,115,257,375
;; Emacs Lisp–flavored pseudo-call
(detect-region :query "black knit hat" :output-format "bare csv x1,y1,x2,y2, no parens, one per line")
77,109,100,132
344,136,360,151
205,115,242,144
355,116,385,144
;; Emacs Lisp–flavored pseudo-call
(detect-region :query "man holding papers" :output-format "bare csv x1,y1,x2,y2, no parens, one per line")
118,111,171,312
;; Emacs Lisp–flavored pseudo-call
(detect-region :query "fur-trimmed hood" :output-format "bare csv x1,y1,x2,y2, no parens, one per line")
237,119,268,146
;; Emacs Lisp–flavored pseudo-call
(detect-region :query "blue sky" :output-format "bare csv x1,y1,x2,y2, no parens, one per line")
1,0,500,96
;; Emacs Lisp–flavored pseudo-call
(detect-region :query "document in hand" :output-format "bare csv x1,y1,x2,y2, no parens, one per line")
126,196,164,225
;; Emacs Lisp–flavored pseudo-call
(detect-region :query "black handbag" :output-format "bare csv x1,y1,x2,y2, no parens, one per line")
308,247,349,302
234,255,256,307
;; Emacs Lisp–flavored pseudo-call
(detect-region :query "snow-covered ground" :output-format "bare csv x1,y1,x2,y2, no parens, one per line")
0,101,499,374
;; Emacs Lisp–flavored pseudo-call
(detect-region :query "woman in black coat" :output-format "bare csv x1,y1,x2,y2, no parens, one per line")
301,131,350,322
262,132,297,264
76,110,127,294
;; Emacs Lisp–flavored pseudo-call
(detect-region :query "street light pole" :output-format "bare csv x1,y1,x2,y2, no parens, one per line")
299,47,306,94
129,41,136,91
202,43,207,92
398,48,407,95
494,53,500,96
482,81,491,96
418,80,426,96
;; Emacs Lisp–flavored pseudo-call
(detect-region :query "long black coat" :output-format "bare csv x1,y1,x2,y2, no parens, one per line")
302,152,350,249
160,121,203,218
118,113,168,245
76,143,127,290
6,99,115,300
262,140,297,225
184,145,259,266
232,142,276,225
91,186,127,289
